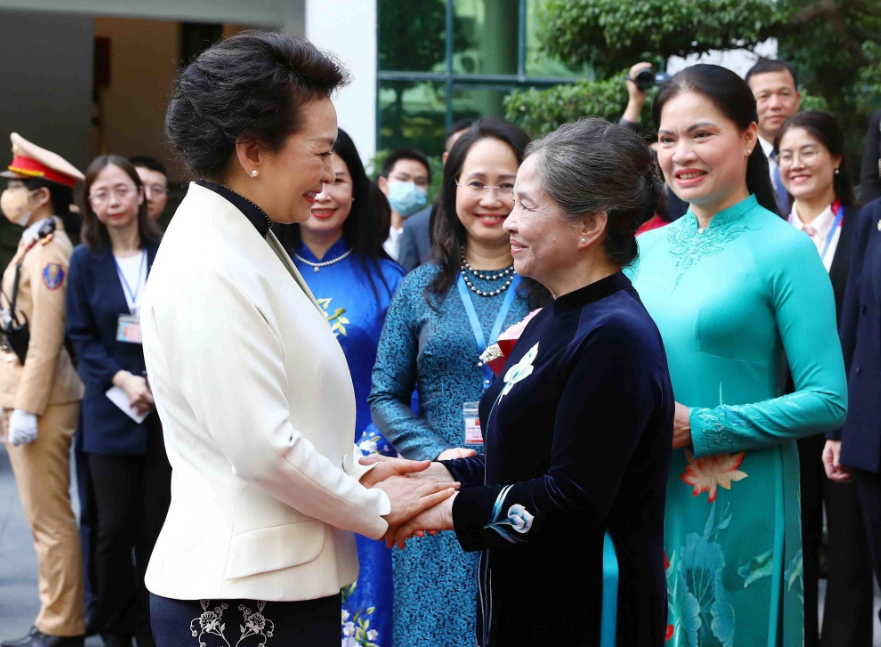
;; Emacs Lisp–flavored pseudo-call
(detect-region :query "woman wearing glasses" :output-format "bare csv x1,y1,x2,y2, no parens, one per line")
369,119,549,647
774,111,869,647
66,155,165,647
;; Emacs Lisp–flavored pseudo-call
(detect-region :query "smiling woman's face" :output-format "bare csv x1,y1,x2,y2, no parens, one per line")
777,127,839,205
301,152,353,238
657,91,756,213
504,153,581,288
455,137,519,249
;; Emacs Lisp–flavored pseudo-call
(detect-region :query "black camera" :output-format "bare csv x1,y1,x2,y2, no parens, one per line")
632,69,672,91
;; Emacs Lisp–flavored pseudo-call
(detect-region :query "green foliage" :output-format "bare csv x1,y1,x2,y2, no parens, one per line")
538,0,780,76
504,76,662,137
504,0,881,177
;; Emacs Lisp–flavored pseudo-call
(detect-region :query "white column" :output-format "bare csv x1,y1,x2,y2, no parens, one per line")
305,0,377,163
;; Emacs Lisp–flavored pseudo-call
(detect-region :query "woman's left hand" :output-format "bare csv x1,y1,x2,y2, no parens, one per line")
673,402,692,449
387,493,456,549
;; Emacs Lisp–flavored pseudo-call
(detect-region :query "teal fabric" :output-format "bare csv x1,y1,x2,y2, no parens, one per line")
629,195,847,647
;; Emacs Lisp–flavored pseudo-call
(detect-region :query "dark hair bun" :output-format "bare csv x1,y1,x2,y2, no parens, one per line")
165,31,348,179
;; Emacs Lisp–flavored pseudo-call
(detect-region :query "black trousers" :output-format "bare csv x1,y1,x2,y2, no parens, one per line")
87,415,171,640
798,434,875,647
150,594,340,647
853,468,881,625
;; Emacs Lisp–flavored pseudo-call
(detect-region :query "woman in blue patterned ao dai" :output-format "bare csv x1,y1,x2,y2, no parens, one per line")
379,118,675,647
631,65,848,647
275,129,404,647
369,119,549,647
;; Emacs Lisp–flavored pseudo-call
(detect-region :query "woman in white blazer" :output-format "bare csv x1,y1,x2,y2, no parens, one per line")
142,32,456,646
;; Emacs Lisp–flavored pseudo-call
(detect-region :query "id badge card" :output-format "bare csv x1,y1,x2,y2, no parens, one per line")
463,402,483,446
116,314,142,344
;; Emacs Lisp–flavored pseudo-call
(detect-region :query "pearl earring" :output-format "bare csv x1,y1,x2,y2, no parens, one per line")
834,168,840,175
250,170,259,178
580,238,586,244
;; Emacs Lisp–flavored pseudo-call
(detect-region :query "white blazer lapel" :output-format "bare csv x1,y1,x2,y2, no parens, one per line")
265,231,325,316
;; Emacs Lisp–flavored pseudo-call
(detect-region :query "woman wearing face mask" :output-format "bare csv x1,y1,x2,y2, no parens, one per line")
369,118,550,647
273,128,405,647
631,65,847,646
0,133,86,647
65,155,165,647
775,112,870,647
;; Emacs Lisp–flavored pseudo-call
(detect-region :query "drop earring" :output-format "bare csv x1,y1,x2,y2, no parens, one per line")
250,170,259,178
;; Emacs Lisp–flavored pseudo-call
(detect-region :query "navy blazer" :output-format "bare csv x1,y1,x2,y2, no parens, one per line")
66,241,159,455
831,198,881,472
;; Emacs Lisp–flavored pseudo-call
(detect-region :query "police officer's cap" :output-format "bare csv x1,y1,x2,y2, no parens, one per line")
1,133,84,188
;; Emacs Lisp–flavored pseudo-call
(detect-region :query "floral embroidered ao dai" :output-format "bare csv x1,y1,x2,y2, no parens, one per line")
369,264,534,647
630,195,848,647
292,238,404,647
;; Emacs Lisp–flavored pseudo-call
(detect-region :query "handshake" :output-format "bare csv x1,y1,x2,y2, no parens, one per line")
358,450,474,549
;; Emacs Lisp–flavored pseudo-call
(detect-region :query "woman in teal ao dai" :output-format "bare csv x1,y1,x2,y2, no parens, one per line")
630,65,847,646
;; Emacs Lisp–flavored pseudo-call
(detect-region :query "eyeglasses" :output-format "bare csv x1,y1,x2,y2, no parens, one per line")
777,147,821,169
88,185,136,206
455,179,515,199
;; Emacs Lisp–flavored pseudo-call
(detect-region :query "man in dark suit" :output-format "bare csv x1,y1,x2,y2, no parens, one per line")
824,197,881,638
398,119,475,272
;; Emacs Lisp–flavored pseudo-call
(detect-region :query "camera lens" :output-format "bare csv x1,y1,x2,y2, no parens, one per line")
635,69,655,91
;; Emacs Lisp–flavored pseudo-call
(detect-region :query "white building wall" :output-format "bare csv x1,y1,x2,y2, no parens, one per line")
667,39,778,78
306,0,378,163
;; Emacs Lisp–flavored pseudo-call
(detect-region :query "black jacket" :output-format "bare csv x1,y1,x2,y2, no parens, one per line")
830,198,881,473
860,110,881,204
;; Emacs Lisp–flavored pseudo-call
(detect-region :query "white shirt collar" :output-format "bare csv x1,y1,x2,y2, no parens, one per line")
383,226,404,261
789,203,835,234
758,136,774,158
22,217,51,244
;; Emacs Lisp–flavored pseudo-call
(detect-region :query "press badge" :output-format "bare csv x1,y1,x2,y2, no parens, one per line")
116,314,142,344
463,402,483,446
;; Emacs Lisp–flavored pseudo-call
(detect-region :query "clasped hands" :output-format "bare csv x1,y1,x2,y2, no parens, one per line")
359,451,472,548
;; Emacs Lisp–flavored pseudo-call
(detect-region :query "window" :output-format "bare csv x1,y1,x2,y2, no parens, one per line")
377,0,588,155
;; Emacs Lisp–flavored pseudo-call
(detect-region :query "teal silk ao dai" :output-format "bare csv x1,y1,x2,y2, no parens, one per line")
369,264,534,647
630,195,847,647
292,238,404,647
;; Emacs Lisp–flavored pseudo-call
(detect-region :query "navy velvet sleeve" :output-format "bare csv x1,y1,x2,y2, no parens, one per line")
442,455,486,488
65,247,122,388
451,325,657,551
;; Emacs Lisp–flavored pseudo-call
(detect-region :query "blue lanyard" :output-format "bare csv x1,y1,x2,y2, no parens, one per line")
790,204,844,262
819,204,845,262
114,251,146,312
456,272,522,391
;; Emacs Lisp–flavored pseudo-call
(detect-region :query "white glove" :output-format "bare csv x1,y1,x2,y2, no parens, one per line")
8,409,38,447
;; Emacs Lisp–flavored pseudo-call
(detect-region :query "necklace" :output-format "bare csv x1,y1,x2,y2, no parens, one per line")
461,256,514,281
295,247,354,272
460,256,516,297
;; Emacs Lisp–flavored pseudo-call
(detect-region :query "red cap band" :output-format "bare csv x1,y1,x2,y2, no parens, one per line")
7,155,78,188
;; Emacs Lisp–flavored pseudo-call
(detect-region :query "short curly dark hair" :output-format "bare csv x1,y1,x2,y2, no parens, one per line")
165,31,349,179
